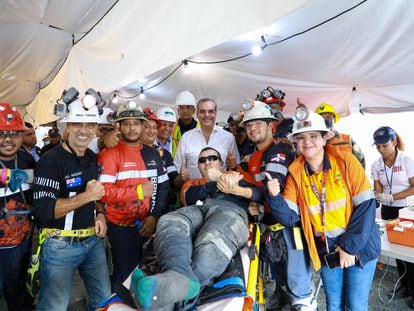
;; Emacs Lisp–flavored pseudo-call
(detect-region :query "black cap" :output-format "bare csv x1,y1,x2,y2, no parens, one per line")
48,128,60,137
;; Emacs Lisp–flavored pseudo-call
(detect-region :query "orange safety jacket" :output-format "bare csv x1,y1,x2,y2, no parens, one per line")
329,132,352,153
283,145,376,270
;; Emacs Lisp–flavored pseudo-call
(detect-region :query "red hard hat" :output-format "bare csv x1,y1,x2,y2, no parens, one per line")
262,96,286,107
143,107,161,126
0,103,28,131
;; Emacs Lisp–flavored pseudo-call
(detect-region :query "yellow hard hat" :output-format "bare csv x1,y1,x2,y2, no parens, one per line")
315,103,340,123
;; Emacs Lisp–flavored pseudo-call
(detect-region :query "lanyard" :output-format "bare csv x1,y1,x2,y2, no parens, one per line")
305,164,330,252
383,157,395,204
384,161,395,194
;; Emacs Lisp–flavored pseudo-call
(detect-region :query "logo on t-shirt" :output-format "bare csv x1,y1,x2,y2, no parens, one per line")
393,165,403,172
270,153,286,163
146,160,157,167
66,177,82,188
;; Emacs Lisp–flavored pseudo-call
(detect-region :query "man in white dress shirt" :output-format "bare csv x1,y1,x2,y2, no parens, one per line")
174,98,240,180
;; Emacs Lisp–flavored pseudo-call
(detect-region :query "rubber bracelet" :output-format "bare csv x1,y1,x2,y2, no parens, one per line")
0,168,7,185
137,184,144,200
5,169,11,184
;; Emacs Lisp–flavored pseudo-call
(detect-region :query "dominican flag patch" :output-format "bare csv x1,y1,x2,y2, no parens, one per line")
66,176,82,188
271,153,286,163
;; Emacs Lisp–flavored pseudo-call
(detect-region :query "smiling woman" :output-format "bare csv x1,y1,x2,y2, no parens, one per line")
269,110,381,310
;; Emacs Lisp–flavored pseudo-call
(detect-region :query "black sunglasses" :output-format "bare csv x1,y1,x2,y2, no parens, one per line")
0,131,22,138
198,155,220,164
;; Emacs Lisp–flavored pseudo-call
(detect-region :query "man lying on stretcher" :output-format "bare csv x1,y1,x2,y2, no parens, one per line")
129,147,259,310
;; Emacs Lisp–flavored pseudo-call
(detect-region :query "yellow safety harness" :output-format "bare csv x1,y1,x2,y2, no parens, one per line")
41,226,95,238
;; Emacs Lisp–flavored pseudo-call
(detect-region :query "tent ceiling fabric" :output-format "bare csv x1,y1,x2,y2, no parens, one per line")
0,0,117,109
24,0,307,125
127,0,414,119
1,0,414,125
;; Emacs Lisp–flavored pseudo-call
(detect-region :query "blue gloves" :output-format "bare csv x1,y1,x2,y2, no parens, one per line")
9,169,29,192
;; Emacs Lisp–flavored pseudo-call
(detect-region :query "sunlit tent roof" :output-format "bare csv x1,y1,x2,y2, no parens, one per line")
1,0,414,125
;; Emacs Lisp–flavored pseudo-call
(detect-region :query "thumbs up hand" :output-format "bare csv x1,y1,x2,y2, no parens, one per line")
180,158,190,183
226,151,238,170
296,98,307,109
103,123,120,148
265,172,280,197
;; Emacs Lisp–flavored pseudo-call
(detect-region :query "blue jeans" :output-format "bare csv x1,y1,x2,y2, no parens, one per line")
37,235,111,311
0,239,34,311
320,259,377,311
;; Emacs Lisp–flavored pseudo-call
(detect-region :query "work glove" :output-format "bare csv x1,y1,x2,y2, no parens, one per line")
375,192,393,203
9,169,29,192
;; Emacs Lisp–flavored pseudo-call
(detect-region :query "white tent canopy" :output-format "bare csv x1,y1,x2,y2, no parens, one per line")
0,0,117,109
1,0,414,125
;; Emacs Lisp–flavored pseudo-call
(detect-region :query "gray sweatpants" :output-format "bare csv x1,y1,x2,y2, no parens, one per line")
154,198,249,287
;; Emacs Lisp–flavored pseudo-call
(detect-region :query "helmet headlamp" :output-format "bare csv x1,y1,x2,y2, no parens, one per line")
54,87,102,121
262,89,271,98
128,101,138,109
256,86,286,102
82,94,97,110
229,112,241,121
295,107,309,122
241,98,254,111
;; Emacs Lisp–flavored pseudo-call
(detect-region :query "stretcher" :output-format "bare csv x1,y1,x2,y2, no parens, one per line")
97,221,267,311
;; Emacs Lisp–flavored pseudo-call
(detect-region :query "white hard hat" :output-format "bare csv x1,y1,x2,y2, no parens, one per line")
98,107,113,124
113,101,147,122
156,107,176,123
239,100,276,126
175,91,196,106
288,111,335,142
60,98,100,123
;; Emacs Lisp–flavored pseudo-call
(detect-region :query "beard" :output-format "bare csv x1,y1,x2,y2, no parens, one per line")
0,142,20,159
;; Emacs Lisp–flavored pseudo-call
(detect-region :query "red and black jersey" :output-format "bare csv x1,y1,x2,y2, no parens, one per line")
98,141,169,225
240,140,295,203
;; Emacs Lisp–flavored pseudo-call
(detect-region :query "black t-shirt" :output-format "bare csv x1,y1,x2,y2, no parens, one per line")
40,142,60,156
32,145,98,229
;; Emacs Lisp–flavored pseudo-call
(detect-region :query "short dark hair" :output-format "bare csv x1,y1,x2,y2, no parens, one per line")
198,147,222,161
196,98,217,111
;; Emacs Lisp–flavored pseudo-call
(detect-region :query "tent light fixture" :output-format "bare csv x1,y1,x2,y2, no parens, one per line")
111,93,119,104
251,35,267,56
138,87,146,100
183,59,191,74
251,45,263,56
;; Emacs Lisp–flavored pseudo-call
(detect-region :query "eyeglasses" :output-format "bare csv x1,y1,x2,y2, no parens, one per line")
244,120,267,129
0,131,22,138
294,133,322,143
198,155,220,164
